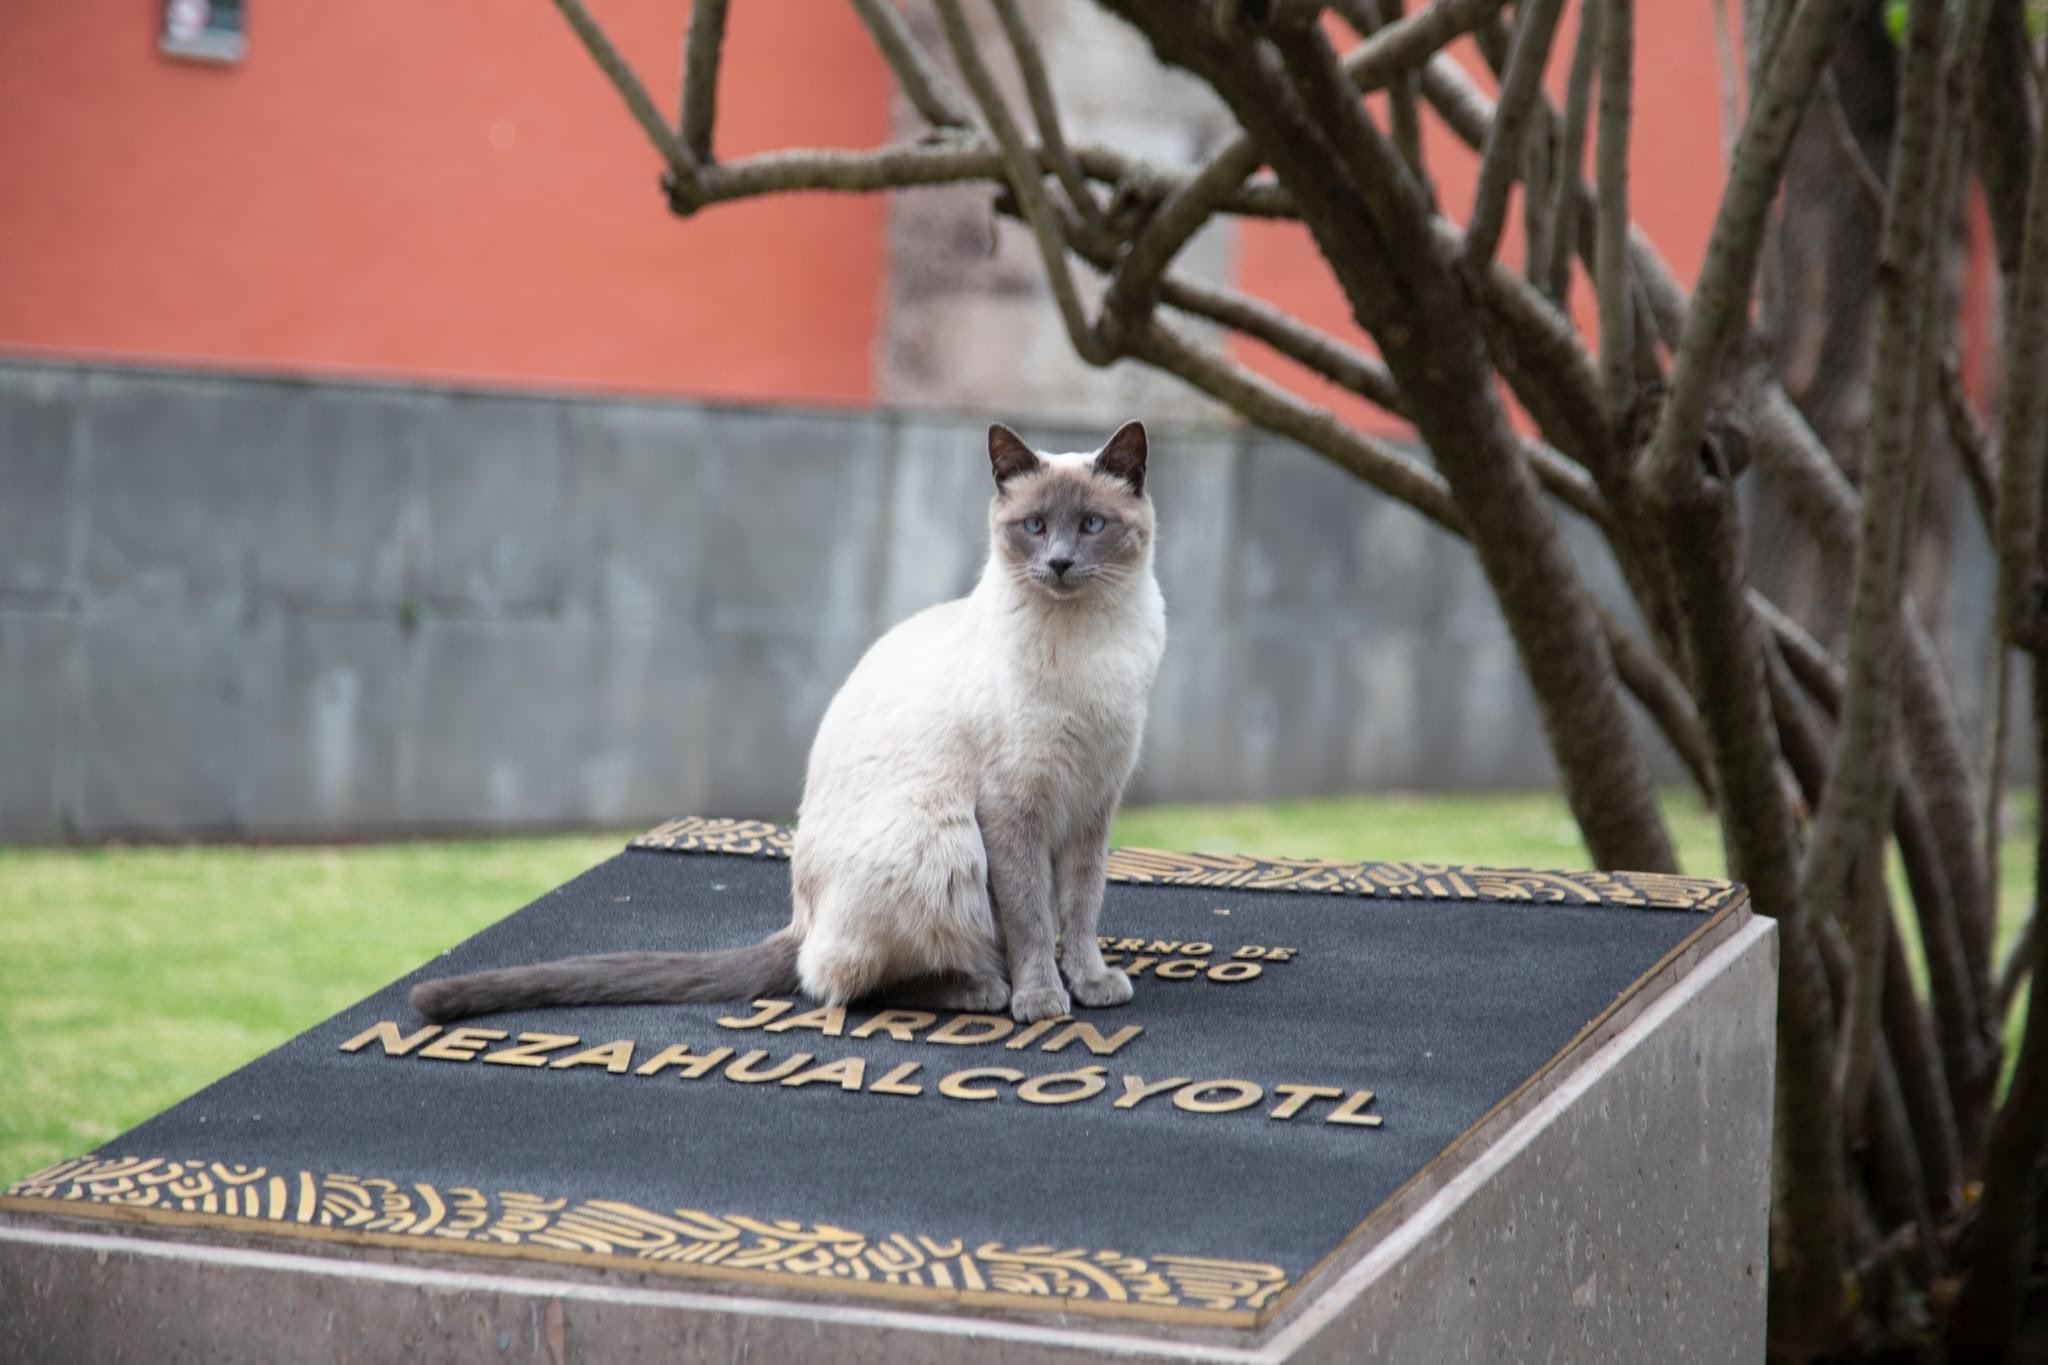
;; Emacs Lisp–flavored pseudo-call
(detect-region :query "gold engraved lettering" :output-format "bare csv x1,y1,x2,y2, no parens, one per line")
339,1022,442,1056
1231,945,1267,959
1327,1089,1384,1127
718,999,794,1031
780,1057,866,1091
764,1006,846,1037
1004,1019,1060,1050
1113,1074,1190,1109
1153,958,1205,980
1115,938,1145,952
1180,942,1213,956
1205,961,1262,983
549,1040,636,1073
927,1013,1015,1046
1143,940,1181,955
869,1061,925,1096
1016,1067,1108,1104
724,1050,813,1083
633,1044,734,1079
1263,948,1296,962
480,1033,582,1067
937,1066,1024,1101
1041,1021,1143,1056
1095,935,1115,949
1123,955,1158,978
850,1008,935,1042
1268,1083,1344,1120
1173,1080,1264,1114
416,1027,509,1062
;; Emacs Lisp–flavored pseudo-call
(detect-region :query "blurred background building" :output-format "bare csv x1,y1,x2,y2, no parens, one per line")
0,0,2001,838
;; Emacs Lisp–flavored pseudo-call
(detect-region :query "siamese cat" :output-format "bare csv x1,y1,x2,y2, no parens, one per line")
411,420,1166,1025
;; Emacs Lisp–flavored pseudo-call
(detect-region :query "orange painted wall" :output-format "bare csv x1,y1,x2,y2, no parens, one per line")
1234,3,1735,435
0,1,893,405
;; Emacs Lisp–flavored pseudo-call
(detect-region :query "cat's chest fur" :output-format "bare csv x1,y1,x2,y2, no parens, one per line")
980,590,1165,826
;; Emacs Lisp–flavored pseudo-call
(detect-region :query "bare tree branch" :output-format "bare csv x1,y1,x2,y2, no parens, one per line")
1999,915,2035,1022
678,0,731,165
1464,0,1568,268
1711,0,1745,159
680,139,1281,208
1951,665,2048,1357
1649,430,1846,1342
1993,60,2048,650
1819,69,1886,224
1422,51,1691,348
1337,0,1510,84
1542,10,1599,303
1803,0,1947,1150
1374,0,1437,208
849,0,973,129
992,0,1109,233
1100,140,1266,352
1594,0,1636,422
1641,0,1850,502
1156,273,1408,414
1937,350,1997,531
933,0,1111,366
1598,601,1716,796
1249,19,1678,874
1132,319,1466,532
550,0,702,203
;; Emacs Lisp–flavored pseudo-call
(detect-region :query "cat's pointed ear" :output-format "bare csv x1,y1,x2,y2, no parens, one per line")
1093,420,1147,496
988,423,1043,491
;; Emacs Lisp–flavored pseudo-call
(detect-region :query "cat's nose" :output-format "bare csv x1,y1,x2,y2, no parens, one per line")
1048,557,1074,578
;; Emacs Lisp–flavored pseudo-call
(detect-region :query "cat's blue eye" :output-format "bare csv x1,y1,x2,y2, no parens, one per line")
1081,514,1106,534
1023,515,1047,535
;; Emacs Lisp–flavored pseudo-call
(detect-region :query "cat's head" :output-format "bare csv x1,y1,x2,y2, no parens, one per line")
986,421,1153,602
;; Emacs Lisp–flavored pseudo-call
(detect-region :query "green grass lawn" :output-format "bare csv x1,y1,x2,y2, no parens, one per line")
1,792,2033,1185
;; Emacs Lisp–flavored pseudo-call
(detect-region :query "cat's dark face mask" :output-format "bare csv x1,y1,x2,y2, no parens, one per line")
987,423,1152,601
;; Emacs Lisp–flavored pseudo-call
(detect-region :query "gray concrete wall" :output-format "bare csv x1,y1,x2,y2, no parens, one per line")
0,358,2004,841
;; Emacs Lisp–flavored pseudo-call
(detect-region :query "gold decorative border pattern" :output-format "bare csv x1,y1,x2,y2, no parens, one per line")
631,817,1740,913
3,1155,1287,1324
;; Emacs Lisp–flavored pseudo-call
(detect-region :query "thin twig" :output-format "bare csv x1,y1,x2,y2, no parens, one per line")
1133,319,1467,534
1598,600,1717,796
678,0,731,164
1819,69,1886,224
1420,50,1692,344
1542,10,1599,303
848,0,973,129
1938,350,1997,533
1711,0,1745,161
1999,915,2035,1021
1594,0,1636,423
549,0,701,202
1157,274,1409,414
992,0,1109,233
932,0,1110,365
1100,141,1267,352
1465,0,1569,268
1641,0,1851,499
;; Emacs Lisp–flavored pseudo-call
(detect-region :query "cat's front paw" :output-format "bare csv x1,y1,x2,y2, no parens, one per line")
1066,966,1134,1008
1009,985,1072,1023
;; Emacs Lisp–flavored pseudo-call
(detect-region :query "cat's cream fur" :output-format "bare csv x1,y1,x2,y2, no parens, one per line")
410,421,1164,1025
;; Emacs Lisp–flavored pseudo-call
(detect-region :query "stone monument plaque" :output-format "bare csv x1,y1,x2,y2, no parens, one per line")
1,817,1777,1362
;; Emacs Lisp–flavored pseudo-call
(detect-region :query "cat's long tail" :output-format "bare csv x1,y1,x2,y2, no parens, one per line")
408,930,801,1022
